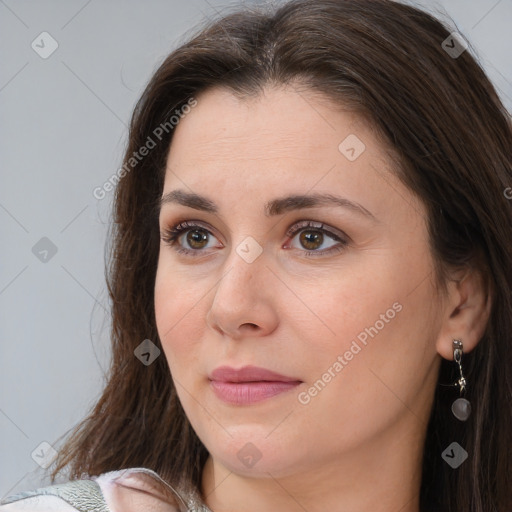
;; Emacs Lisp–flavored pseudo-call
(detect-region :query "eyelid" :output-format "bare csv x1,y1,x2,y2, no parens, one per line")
162,219,222,241
160,219,223,246
160,218,350,256
161,218,348,241
284,219,350,243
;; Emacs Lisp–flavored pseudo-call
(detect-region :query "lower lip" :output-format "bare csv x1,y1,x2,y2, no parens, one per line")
210,380,301,405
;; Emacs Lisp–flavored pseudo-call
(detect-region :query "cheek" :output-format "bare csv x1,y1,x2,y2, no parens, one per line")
154,261,207,369
301,259,439,416
286,259,405,354
293,247,439,392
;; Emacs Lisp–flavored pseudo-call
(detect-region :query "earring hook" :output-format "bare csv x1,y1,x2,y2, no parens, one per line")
452,339,466,395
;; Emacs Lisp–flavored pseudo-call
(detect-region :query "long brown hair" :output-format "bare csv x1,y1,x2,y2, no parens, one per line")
52,1,512,510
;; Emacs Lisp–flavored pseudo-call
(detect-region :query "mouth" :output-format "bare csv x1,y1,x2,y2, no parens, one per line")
208,365,302,405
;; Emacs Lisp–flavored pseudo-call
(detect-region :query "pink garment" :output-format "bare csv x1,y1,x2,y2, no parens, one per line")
94,468,201,512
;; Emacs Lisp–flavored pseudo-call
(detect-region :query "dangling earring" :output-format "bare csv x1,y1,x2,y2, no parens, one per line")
451,339,471,421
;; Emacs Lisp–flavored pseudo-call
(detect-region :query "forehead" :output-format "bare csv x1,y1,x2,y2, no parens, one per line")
160,85,423,226
169,86,366,161
165,85,384,180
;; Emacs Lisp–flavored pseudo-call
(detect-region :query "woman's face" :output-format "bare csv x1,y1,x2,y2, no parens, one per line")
154,85,445,478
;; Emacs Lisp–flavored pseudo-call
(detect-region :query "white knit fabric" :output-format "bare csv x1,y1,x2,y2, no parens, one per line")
0,468,212,512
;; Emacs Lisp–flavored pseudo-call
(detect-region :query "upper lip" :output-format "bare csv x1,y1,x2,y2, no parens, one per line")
209,365,301,383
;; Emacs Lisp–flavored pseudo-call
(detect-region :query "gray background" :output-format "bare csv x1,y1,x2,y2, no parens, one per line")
1,0,511,498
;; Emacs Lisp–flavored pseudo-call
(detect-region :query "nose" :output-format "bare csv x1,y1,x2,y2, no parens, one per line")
205,246,279,340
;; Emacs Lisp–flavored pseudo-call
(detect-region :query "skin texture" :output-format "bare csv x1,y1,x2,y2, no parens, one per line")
154,85,490,512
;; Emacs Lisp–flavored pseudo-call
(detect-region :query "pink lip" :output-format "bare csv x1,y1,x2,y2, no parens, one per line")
209,365,302,405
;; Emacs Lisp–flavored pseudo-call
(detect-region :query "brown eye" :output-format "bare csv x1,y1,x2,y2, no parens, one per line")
186,229,209,249
299,230,324,250
285,220,349,257
161,221,220,256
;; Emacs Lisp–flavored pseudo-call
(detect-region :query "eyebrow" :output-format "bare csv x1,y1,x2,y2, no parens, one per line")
159,189,376,220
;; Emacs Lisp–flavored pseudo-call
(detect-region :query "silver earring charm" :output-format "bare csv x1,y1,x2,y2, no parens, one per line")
451,339,471,421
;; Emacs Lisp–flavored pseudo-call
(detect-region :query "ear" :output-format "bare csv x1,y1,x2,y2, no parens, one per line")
435,267,492,360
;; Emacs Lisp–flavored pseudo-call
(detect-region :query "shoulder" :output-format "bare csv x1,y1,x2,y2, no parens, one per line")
0,468,186,512
96,467,187,511
0,494,78,512
0,479,105,512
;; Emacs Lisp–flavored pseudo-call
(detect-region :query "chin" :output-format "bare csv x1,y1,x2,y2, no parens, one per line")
201,425,302,477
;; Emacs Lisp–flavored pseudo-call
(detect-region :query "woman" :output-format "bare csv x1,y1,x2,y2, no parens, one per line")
2,0,511,510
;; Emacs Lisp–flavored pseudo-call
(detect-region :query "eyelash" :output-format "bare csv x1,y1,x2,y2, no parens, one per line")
160,220,349,258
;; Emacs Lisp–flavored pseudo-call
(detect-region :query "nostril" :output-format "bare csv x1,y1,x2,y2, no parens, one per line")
242,323,258,330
